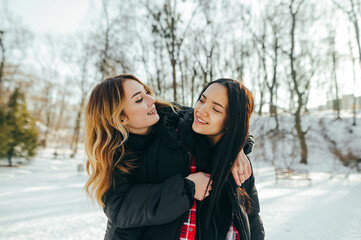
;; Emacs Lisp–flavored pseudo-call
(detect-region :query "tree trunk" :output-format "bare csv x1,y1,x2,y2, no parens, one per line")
332,51,341,119
350,29,358,126
270,34,279,130
191,69,196,107
70,94,85,158
258,89,265,116
256,49,265,116
43,88,52,148
334,1,361,121
275,83,280,130
289,0,308,164
353,94,357,126
0,32,5,106
7,154,12,167
99,0,110,81
55,94,66,131
179,61,185,105
295,105,308,164
171,58,177,102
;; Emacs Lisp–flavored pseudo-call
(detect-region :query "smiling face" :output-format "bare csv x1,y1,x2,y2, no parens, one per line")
192,83,229,145
121,79,160,135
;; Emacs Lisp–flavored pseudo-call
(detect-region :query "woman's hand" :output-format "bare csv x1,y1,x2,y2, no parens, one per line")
231,149,251,186
186,172,212,201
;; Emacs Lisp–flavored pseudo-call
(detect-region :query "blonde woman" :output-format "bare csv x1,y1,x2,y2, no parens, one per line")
84,75,254,239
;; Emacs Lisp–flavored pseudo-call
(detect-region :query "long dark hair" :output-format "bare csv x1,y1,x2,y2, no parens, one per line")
195,78,255,233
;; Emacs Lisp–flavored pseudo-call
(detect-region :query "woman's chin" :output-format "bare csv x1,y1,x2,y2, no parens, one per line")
192,122,202,134
152,114,160,124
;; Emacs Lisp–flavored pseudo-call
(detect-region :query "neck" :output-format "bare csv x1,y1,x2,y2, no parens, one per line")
207,134,222,146
129,126,152,135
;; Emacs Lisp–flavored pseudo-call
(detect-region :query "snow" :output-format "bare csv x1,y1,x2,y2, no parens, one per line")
1,113,361,240
254,164,361,240
0,148,106,240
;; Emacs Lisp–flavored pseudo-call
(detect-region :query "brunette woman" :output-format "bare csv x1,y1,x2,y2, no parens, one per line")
177,79,264,239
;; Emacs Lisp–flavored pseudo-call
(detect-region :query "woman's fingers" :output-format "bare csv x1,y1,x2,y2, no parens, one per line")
186,172,212,201
231,159,243,186
232,149,251,186
241,155,252,179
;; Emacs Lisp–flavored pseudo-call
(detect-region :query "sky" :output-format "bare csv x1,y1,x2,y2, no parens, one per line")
4,0,90,34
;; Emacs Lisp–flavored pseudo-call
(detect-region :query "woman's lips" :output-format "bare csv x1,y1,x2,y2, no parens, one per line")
195,116,208,124
147,108,157,115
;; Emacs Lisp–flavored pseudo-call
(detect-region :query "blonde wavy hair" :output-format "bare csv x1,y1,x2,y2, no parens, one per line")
84,74,177,207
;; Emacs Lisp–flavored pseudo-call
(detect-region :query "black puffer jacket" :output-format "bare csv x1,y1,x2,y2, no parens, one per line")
177,111,264,240
102,107,259,240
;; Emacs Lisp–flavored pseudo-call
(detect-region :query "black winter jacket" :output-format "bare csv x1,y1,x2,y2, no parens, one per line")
102,108,262,240
177,110,264,240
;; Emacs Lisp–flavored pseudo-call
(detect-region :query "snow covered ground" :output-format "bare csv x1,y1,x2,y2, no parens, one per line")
1,113,361,240
254,165,361,240
0,148,106,240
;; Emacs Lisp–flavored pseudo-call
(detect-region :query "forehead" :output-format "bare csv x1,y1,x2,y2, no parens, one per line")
123,79,144,97
203,83,228,107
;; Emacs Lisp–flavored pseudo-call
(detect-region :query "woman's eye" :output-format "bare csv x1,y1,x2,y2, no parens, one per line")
199,98,204,103
136,98,143,103
213,108,220,113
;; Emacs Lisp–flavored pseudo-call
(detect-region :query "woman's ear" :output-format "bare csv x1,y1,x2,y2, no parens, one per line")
120,114,128,125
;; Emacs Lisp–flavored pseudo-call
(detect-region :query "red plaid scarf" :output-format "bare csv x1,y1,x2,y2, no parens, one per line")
228,226,241,240
179,153,240,240
180,154,197,240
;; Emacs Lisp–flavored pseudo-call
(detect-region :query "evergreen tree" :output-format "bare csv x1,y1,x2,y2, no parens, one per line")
0,107,11,159
5,88,38,166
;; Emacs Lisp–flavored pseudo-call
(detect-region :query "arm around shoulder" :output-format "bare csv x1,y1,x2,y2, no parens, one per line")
243,133,255,155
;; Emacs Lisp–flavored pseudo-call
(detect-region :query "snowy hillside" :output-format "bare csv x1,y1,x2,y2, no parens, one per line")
1,112,361,240
250,111,361,174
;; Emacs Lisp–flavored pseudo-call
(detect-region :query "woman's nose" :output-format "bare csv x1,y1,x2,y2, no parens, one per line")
147,94,156,106
198,104,208,116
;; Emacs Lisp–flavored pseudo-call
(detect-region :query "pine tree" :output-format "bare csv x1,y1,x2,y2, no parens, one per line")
0,107,11,159
5,88,38,166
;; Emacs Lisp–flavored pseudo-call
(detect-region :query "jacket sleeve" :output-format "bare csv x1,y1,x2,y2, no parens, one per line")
245,163,265,240
103,173,195,229
243,133,255,155
247,183,265,240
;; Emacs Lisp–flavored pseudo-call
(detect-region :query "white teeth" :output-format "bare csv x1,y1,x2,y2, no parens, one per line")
147,108,156,115
197,116,208,124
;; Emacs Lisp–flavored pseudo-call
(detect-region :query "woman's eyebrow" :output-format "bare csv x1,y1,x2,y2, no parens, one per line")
203,94,224,109
213,101,224,109
131,91,141,99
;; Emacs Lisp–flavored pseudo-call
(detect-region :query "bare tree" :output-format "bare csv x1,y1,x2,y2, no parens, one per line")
265,3,288,129
146,0,199,102
91,0,133,82
181,35,201,106
0,30,4,100
193,2,222,86
284,0,320,164
348,26,358,126
239,4,268,116
0,13,33,106
333,0,361,125
61,35,96,158
239,1,283,121
333,0,361,83
33,36,64,147
327,26,341,119
136,30,168,99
